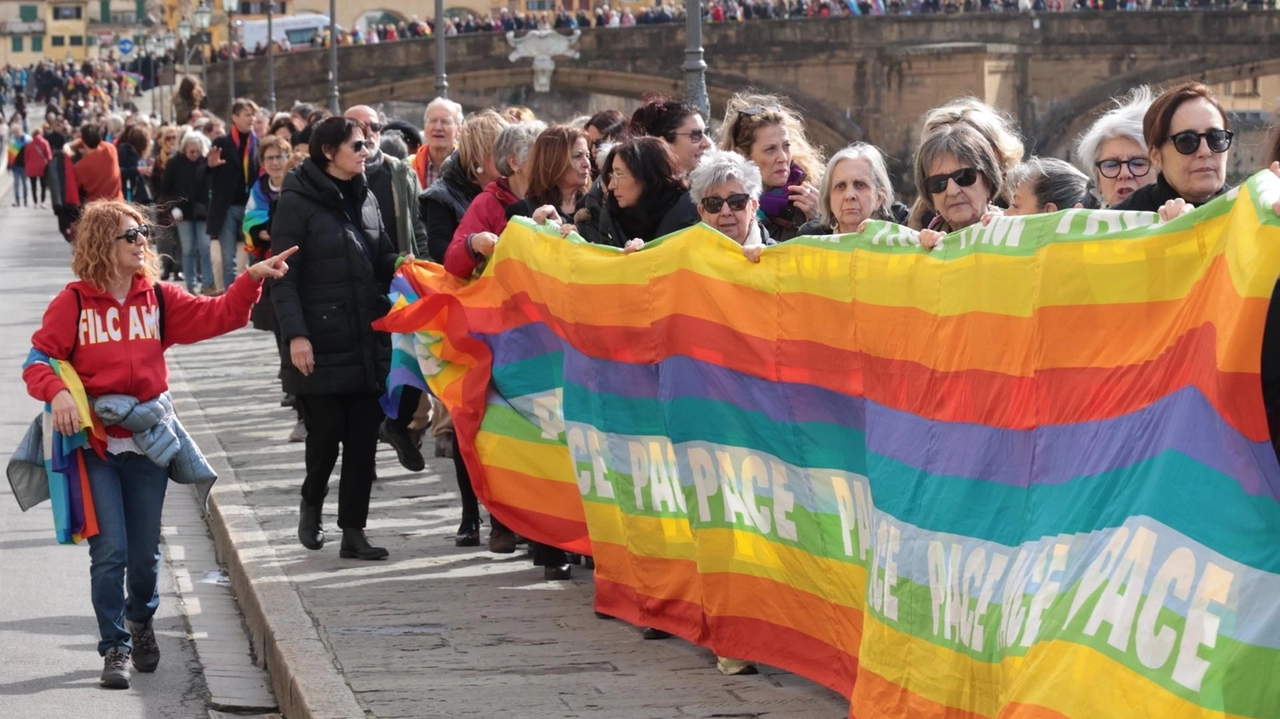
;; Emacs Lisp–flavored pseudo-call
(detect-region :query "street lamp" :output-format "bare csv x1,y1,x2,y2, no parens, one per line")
434,0,447,98
145,35,158,114
194,2,212,90
683,0,708,120
178,19,192,76
327,0,339,113
163,33,176,121
266,1,276,112
222,0,237,108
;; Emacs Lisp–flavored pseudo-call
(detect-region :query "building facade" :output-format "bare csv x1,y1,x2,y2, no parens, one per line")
1,0,92,64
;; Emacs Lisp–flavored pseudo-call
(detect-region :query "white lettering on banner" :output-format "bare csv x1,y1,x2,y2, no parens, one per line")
628,440,649,510
1085,526,1159,651
869,224,919,248
1020,542,1068,648
741,455,772,534
928,542,1009,651
689,447,717,520
867,521,901,622
831,474,873,560
770,461,798,541
1171,561,1233,692
567,426,613,499
531,389,564,440
648,441,683,514
998,547,1036,650
1065,528,1130,627
958,217,1023,250
1136,546,1195,671
716,450,755,529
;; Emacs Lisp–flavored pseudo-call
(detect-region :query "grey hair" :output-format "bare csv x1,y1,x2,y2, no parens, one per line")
425,97,464,127
689,148,764,204
179,130,210,154
1073,86,1153,185
913,122,1003,230
1006,157,1099,212
816,143,896,230
494,121,547,177
379,131,408,160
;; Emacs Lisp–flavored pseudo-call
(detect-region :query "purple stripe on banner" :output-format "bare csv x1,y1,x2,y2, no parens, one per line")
546,338,1280,498
484,323,566,367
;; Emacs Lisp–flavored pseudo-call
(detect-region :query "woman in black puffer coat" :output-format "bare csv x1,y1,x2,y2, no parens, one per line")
270,117,400,562
579,136,698,249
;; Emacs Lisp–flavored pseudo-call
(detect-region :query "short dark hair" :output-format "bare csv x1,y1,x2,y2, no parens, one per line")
627,96,698,143
585,109,624,141
231,98,259,117
80,121,103,149
291,102,315,118
1143,82,1229,152
603,136,686,207
308,116,363,169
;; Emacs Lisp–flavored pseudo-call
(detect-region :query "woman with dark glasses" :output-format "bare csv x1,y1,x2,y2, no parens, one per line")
270,117,403,563
910,122,1003,234
718,93,824,242
1073,86,1155,207
690,149,774,260
22,199,293,689
1112,83,1232,215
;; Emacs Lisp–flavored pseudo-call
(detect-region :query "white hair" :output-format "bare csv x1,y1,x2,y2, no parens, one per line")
494,121,546,177
424,97,463,127
179,130,210,154
689,149,764,204
816,143,896,230
1074,86,1153,184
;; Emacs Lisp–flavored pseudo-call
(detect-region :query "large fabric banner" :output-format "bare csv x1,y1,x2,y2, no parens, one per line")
377,171,1280,719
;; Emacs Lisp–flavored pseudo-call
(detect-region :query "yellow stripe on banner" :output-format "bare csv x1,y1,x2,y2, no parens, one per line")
53,359,97,433
476,431,579,491
582,502,697,561
855,613,1246,719
1225,186,1280,299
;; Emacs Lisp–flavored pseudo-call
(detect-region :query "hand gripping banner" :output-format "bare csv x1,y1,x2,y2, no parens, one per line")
376,171,1280,719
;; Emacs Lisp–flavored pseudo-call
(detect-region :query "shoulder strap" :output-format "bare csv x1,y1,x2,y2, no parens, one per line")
153,282,166,344
67,287,82,362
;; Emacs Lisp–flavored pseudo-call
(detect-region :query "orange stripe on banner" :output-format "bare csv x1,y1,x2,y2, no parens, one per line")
997,704,1071,719
851,666,986,719
481,466,584,525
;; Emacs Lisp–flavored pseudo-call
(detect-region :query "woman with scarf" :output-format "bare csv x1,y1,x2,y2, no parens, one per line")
581,136,698,250
717,93,824,242
242,135,305,443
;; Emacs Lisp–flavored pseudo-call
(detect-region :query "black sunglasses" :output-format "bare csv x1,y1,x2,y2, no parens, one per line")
924,167,980,195
115,225,151,243
1166,129,1233,156
1095,157,1152,179
367,122,384,134
350,140,374,152
700,193,751,213
673,129,706,144
730,105,783,137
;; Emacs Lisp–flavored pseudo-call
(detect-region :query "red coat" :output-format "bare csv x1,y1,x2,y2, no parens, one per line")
75,142,124,203
445,178,519,278
24,273,262,408
23,135,52,178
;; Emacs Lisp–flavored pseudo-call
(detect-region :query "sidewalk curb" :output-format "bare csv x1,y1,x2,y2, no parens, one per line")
168,357,366,719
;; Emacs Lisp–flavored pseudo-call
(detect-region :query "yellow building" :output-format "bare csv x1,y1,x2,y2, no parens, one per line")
1,0,92,64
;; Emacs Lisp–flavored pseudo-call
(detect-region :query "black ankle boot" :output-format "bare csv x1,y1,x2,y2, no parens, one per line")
298,500,325,550
455,516,480,547
544,563,572,581
339,528,389,560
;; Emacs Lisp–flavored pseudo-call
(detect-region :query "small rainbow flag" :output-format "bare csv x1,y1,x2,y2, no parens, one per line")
378,170,1280,719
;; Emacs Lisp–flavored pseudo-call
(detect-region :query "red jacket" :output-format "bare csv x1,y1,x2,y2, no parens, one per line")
75,142,124,203
24,273,262,409
445,178,519,278
23,135,52,178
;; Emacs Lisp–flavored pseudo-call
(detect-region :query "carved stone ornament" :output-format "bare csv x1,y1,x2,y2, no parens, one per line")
505,29,582,93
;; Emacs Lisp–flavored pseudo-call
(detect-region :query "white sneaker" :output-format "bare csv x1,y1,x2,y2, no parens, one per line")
716,656,758,676
288,419,307,443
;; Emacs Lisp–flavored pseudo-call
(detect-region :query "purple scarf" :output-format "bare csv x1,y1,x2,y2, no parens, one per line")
757,164,806,218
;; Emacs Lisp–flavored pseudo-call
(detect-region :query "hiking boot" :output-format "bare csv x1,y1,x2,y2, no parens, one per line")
488,525,518,554
126,619,160,673
100,648,131,689
288,419,307,443
434,434,453,458
379,419,425,472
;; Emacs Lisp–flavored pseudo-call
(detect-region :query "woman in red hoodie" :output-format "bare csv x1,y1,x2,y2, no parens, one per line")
23,199,295,691
23,127,53,208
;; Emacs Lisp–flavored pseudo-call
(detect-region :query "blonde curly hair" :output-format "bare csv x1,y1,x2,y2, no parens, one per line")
717,91,825,186
72,200,161,290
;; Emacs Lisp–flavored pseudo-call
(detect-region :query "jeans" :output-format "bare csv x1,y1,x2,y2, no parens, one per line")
298,392,384,528
11,167,26,205
85,451,169,656
217,204,246,291
177,218,212,292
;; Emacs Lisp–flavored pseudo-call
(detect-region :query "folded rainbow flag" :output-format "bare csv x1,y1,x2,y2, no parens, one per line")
377,170,1280,719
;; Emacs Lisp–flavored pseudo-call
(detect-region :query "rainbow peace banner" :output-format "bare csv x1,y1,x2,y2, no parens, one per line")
377,170,1280,719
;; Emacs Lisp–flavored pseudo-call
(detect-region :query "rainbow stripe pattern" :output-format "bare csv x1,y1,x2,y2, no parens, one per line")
377,170,1280,718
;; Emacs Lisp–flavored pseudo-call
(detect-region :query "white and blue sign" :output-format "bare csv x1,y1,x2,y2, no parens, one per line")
117,38,135,55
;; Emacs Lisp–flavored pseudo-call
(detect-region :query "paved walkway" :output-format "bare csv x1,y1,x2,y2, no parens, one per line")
168,324,849,718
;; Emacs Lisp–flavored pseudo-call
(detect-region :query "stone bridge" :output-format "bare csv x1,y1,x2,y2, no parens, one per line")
207,12,1280,165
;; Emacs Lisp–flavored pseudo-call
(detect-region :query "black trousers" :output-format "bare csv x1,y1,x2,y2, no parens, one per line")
298,392,383,529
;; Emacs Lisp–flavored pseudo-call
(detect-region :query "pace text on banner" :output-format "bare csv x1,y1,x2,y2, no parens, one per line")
376,171,1280,719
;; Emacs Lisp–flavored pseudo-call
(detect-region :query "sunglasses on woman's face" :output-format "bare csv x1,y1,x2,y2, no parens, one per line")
115,225,151,244
1166,129,1233,156
700,193,751,213
350,140,374,152
924,167,980,195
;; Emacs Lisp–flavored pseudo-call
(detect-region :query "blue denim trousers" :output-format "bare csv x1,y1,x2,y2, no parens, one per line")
177,218,212,293
217,203,246,291
84,451,169,656
11,167,27,205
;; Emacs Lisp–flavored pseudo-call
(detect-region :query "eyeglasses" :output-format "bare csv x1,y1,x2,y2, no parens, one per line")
425,118,456,128
350,140,374,152
1166,129,1233,156
699,193,751,213
263,153,288,163
115,225,151,244
673,129,706,144
924,167,981,195
1095,157,1152,179
366,122,384,134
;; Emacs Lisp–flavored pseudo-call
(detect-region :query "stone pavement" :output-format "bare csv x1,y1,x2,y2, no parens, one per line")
167,326,850,719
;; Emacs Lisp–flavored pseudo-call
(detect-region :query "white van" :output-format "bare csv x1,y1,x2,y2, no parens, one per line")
238,14,337,52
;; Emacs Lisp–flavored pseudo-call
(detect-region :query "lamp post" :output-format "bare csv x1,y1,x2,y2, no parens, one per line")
194,2,211,91
145,35,158,116
222,0,237,108
434,0,447,98
178,19,192,76
163,33,175,122
682,0,709,120
328,0,339,113
266,1,276,112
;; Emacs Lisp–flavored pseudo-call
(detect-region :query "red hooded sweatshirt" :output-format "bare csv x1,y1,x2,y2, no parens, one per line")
24,274,262,436
445,178,520,278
